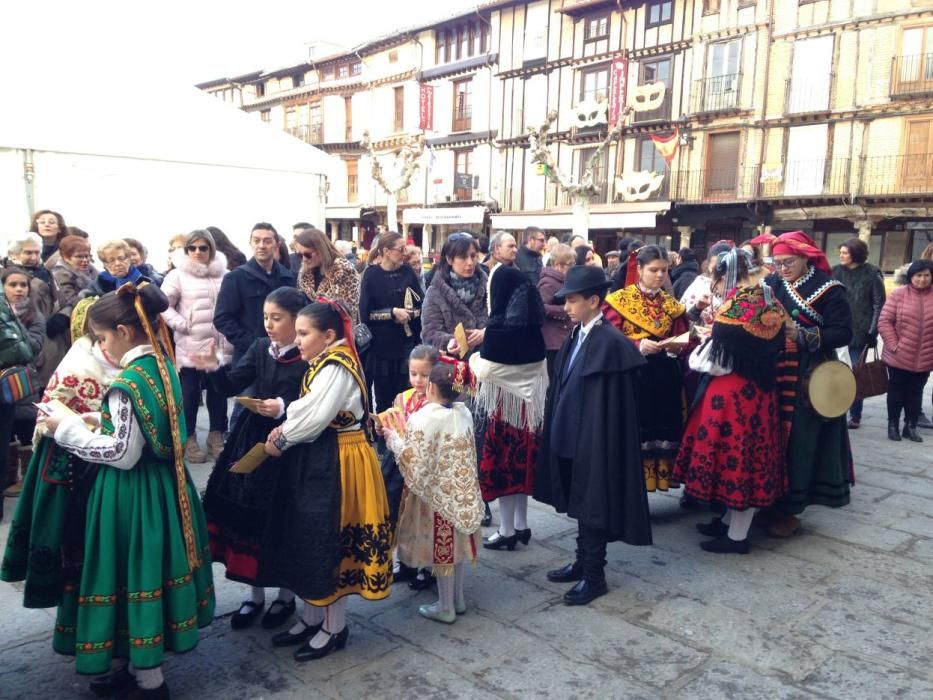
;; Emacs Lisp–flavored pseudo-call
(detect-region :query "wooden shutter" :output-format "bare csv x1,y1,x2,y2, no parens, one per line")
706,132,740,195
902,119,933,192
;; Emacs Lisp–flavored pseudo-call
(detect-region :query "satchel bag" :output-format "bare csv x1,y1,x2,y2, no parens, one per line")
853,346,888,401
0,365,40,404
354,323,373,354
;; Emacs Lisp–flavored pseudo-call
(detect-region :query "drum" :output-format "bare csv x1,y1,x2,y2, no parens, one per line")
804,359,856,419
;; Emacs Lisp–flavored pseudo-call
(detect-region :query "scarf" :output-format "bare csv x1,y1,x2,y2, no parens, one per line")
10,299,30,318
99,266,143,288
469,354,549,432
448,270,482,307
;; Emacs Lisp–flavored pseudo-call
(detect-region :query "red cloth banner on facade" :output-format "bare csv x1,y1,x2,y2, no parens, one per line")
609,57,629,126
419,83,434,131
649,128,680,165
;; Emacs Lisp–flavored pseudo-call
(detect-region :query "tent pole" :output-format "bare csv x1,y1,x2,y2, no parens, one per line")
22,149,35,219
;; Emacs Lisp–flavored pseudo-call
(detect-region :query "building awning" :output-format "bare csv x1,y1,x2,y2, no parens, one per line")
491,202,669,231
326,205,362,220
402,206,486,225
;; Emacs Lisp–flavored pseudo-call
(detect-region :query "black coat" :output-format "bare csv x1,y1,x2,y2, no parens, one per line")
534,318,652,545
671,261,700,300
214,258,296,361
515,246,543,286
359,264,423,360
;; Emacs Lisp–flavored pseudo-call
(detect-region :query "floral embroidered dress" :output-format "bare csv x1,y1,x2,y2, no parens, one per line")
380,387,427,527
49,346,214,675
603,284,689,491
672,286,789,510
390,402,484,575
258,342,393,605
1,335,121,608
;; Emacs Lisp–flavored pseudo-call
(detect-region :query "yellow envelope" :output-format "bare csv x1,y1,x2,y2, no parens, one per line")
454,322,469,359
235,396,263,414
229,442,268,474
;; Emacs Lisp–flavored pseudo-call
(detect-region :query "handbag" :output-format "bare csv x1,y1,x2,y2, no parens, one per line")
354,323,373,354
0,365,40,404
853,346,888,401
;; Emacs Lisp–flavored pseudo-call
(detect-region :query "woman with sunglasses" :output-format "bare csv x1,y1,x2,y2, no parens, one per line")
294,228,361,325
161,230,233,463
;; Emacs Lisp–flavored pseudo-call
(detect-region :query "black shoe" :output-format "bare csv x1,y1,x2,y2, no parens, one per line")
271,619,321,647
680,493,700,509
903,422,923,443
231,600,265,630
888,420,902,441
393,561,418,583
90,667,137,697
483,531,518,551
124,684,170,700
516,528,532,545
917,412,933,429
563,579,608,606
481,502,492,527
409,568,436,591
695,518,727,538
700,535,750,554
546,561,584,583
847,418,860,429
261,598,296,629
293,626,349,662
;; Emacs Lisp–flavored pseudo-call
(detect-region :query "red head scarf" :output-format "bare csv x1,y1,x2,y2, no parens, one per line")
769,231,832,275
315,296,362,368
437,354,476,395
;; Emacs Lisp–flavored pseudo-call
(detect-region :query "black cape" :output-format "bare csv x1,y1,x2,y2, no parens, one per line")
534,319,653,545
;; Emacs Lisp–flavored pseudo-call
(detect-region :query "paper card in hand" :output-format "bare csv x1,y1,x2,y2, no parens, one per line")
454,323,469,359
229,443,268,474
236,397,263,414
377,407,407,434
660,331,690,350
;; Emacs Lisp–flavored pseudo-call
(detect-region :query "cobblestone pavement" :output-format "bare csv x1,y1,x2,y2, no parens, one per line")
2,394,932,699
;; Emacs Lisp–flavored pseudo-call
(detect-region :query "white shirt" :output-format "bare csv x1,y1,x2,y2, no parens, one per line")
279,362,365,448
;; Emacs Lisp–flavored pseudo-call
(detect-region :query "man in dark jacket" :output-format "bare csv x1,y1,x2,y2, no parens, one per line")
534,265,651,606
515,226,545,286
670,248,699,300
214,223,297,364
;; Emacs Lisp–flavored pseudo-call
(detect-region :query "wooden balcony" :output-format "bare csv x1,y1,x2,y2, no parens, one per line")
891,54,933,98
861,153,933,196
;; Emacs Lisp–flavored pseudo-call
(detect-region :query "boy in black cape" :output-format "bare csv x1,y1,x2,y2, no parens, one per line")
534,265,652,605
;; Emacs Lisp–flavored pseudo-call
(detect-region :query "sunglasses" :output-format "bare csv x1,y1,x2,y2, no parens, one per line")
187,245,210,253
300,250,317,260
448,232,474,242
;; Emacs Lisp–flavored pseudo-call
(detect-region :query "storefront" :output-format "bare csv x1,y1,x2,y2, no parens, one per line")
401,205,488,255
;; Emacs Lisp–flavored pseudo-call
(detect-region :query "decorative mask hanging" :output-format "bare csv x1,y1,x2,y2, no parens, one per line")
630,82,666,112
572,98,608,128
616,171,665,201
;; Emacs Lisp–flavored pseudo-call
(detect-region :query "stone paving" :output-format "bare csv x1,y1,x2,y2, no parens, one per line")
2,394,932,699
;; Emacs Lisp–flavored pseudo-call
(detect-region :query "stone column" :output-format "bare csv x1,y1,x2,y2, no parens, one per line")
328,221,339,241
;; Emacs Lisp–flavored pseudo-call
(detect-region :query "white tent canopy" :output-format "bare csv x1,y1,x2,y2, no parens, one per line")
0,62,336,266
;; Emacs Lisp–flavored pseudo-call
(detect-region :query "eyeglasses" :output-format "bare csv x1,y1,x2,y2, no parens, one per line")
186,245,210,253
300,251,317,260
773,258,801,270
389,245,406,253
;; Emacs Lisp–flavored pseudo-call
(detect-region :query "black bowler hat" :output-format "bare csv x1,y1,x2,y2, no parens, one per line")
553,265,612,302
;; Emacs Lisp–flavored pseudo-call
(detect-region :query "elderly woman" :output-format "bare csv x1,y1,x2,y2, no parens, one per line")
878,260,933,443
29,209,67,263
294,227,361,324
359,232,423,412
765,231,853,537
124,237,165,286
161,230,233,462
538,244,575,380
832,237,885,429
83,240,144,298
51,236,94,321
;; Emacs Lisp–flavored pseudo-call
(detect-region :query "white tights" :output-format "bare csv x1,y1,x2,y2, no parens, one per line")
723,508,757,541
496,494,529,536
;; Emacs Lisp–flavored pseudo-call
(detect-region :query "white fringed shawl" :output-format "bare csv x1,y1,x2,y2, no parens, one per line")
468,354,549,432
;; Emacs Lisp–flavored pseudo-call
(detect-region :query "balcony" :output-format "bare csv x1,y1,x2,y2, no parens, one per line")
860,153,933,196
784,75,833,114
632,91,673,124
758,157,851,198
671,165,759,203
615,170,671,201
452,106,473,133
286,124,323,145
690,73,741,116
891,54,933,97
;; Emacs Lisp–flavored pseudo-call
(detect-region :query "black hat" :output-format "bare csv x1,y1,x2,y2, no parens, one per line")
553,265,611,302
482,265,546,365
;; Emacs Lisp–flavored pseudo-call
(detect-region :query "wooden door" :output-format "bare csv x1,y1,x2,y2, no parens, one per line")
902,119,933,192
706,131,740,198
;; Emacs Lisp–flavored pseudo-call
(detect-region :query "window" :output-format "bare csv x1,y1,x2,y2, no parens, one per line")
394,86,405,132
705,131,740,197
350,61,362,77
345,96,353,141
894,26,933,94
454,149,473,200
458,25,469,60
703,0,720,14
579,65,610,102
784,124,828,196
787,36,833,113
453,79,472,131
322,66,335,80
647,0,673,28
436,30,448,64
389,49,399,64
524,1,549,62
638,137,668,174
256,83,265,97
435,21,491,64
578,147,609,202
295,74,304,88
260,110,271,123
901,118,933,192
584,14,609,42
285,106,298,131
702,40,741,112
338,64,349,79
346,159,358,201
636,57,672,121
309,105,322,143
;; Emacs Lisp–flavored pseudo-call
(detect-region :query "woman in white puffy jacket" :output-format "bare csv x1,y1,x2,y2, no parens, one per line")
161,229,233,462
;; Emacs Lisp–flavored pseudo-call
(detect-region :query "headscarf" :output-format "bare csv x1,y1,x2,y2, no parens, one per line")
769,231,832,274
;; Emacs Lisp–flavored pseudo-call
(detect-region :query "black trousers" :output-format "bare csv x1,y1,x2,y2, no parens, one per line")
558,458,608,583
179,367,228,435
887,365,930,423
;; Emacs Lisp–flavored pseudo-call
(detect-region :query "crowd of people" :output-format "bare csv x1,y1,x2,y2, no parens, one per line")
1,209,932,699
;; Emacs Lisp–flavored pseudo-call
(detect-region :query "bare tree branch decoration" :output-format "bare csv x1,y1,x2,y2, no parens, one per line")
360,130,425,195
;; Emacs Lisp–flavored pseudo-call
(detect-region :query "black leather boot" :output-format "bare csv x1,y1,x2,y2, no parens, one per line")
903,422,923,443
888,420,902,441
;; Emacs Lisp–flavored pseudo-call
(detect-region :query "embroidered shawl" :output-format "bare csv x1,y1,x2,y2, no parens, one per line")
605,284,686,340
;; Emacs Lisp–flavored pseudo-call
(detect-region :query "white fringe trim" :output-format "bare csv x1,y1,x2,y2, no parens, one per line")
474,368,549,432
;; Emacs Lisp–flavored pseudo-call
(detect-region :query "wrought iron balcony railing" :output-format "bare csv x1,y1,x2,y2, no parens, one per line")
891,54,933,97
784,75,833,114
690,73,742,115
286,125,324,144
860,153,933,196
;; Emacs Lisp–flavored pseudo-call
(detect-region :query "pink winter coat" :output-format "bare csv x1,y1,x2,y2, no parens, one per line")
161,250,234,369
878,284,933,373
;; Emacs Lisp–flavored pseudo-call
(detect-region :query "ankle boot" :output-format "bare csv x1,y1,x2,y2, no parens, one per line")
903,422,923,443
888,420,902,441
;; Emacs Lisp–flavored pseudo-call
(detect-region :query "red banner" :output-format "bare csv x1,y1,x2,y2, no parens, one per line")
419,83,434,131
609,57,628,126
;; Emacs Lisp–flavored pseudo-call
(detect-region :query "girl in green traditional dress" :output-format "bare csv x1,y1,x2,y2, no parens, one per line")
42,283,215,700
